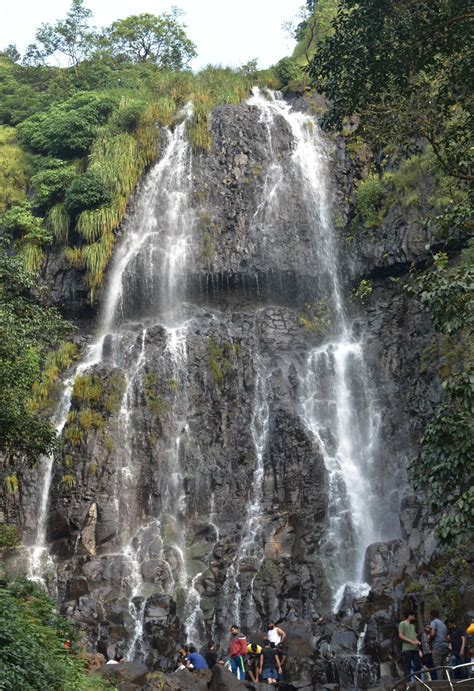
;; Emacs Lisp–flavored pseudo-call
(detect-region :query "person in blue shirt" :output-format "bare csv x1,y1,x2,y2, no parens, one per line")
183,645,209,671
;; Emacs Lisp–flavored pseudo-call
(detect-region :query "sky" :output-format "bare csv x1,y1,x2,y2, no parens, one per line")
1,0,302,70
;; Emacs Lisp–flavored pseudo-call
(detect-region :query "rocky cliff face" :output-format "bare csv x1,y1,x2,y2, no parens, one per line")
1,93,460,690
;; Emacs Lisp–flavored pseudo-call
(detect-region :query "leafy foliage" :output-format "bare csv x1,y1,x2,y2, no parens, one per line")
26,0,95,68
31,160,77,209
290,0,340,61
0,241,72,464
18,93,116,158
274,57,302,87
308,0,472,181
0,524,19,551
406,248,474,544
64,170,112,216
0,578,109,690
0,126,27,212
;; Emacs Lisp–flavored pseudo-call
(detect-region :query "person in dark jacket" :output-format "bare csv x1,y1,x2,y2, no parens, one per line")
204,641,217,669
448,619,467,679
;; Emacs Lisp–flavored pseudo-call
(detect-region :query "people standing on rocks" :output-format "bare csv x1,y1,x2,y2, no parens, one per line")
267,622,286,646
247,643,262,683
260,638,282,685
429,609,449,680
228,624,247,680
398,611,422,680
204,640,218,669
447,618,467,679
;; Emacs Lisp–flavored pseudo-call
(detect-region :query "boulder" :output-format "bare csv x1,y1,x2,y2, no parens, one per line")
99,661,150,685
209,664,248,690
144,669,211,690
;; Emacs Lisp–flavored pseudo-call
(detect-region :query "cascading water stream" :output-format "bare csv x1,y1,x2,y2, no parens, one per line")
223,352,270,628
26,339,104,585
247,89,381,607
26,108,197,656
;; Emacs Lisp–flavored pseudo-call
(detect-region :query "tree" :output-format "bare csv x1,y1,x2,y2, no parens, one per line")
27,0,96,68
106,8,197,68
308,0,472,180
1,45,20,63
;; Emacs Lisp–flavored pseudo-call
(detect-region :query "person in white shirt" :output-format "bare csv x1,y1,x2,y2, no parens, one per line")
266,622,286,646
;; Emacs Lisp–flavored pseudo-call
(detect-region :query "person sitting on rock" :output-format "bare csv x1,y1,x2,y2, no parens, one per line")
267,621,286,646
259,639,282,685
105,653,123,665
247,643,262,683
177,645,189,671
228,624,247,680
186,645,209,671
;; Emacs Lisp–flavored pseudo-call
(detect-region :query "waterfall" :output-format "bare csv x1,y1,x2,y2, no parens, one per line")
23,87,387,667
26,108,198,654
247,89,381,607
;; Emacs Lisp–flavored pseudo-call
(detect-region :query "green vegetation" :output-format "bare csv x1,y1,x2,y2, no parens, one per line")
0,242,72,465
353,174,388,230
0,126,27,212
28,341,78,414
352,279,373,304
0,524,19,552
143,372,169,417
105,10,197,67
298,300,331,335
406,247,473,545
208,338,239,386
0,577,110,689
5,474,19,496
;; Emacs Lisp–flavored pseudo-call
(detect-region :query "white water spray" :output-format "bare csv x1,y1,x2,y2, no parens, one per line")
248,89,381,606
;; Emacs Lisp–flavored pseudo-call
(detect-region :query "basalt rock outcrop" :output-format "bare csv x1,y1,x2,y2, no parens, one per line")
1,94,465,691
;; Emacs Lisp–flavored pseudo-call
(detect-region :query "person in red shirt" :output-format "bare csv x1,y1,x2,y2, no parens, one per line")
228,625,247,680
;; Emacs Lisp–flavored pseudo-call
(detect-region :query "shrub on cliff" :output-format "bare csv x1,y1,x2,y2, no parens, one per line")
17,93,116,158
0,578,109,690
64,171,112,216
